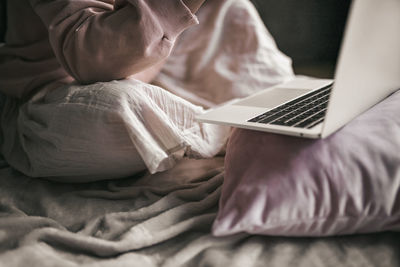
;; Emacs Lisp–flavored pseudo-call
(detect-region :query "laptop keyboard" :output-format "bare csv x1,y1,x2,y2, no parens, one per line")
248,84,332,129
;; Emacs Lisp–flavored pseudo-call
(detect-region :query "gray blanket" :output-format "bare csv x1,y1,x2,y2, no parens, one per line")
0,156,399,266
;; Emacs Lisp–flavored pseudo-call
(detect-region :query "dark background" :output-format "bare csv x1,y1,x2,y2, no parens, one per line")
251,0,351,78
0,0,5,43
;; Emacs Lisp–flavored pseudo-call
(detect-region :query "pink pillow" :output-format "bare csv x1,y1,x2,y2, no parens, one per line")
213,90,400,237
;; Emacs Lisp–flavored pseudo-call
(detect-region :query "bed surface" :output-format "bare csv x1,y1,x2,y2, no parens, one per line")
0,156,399,266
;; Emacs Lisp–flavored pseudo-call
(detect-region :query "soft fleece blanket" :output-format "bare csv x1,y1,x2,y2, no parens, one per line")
0,157,399,266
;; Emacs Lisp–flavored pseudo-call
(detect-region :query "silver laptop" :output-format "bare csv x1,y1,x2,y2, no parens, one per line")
196,0,400,139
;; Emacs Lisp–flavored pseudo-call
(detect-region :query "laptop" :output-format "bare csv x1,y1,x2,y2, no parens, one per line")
196,0,400,139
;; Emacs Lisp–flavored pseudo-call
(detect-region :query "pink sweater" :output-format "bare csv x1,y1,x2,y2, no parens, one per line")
0,0,198,98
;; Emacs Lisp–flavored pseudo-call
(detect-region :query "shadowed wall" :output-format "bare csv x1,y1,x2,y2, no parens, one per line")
0,0,5,42
251,0,351,78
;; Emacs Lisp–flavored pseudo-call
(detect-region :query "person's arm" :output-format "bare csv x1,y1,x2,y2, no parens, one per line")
128,0,207,83
29,0,200,84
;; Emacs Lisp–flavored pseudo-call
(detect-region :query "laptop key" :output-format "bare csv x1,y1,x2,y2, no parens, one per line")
248,84,332,128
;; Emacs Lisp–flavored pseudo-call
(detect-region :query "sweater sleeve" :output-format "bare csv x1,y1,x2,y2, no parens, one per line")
29,0,198,84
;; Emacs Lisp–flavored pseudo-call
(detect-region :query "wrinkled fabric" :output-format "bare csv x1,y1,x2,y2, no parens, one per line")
0,157,399,266
0,0,198,98
0,79,230,180
0,0,293,179
154,0,294,107
214,89,400,237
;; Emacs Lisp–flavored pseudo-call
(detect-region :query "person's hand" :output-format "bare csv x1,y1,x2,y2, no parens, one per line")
130,60,166,84
182,0,206,14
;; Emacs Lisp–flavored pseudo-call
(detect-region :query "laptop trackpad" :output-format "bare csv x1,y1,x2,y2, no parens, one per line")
234,88,312,109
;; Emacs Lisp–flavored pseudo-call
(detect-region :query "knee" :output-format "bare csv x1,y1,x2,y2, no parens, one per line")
3,81,149,181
